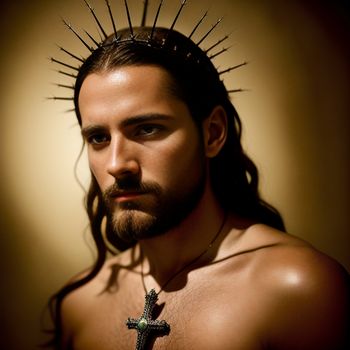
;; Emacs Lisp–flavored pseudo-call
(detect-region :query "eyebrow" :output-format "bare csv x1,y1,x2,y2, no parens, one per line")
81,124,106,139
81,113,174,138
120,113,174,128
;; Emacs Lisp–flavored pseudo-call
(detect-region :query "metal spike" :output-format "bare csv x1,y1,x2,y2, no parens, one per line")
47,96,74,101
57,45,85,63
62,19,94,52
169,0,187,32
197,17,223,46
141,0,149,26
57,70,78,79
124,0,134,38
205,34,229,53
105,0,118,39
150,0,164,41
209,46,230,60
218,61,247,75
96,28,104,43
84,30,100,47
227,88,245,93
51,57,80,71
188,11,207,39
83,0,108,39
55,83,75,90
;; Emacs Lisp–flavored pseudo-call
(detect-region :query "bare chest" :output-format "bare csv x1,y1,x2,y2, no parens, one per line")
71,274,265,350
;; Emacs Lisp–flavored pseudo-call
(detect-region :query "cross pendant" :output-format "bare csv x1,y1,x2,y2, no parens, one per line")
126,289,170,350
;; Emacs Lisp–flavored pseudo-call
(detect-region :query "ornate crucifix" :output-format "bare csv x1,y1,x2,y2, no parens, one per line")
126,289,170,350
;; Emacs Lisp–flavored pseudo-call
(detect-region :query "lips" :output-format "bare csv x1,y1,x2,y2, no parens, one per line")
111,191,147,203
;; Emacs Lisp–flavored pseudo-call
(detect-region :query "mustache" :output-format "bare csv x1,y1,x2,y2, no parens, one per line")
102,176,162,202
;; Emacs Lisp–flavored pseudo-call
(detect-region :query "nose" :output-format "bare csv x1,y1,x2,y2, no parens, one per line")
106,137,140,179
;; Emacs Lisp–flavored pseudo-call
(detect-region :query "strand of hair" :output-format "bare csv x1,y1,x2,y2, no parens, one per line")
84,30,100,47
51,57,80,71
150,0,164,41
141,0,149,26
209,46,230,60
205,34,229,53
188,11,207,39
218,61,247,75
197,17,223,46
124,0,134,39
169,0,187,32
83,0,108,39
105,0,118,39
57,45,85,63
57,70,78,78
62,19,94,52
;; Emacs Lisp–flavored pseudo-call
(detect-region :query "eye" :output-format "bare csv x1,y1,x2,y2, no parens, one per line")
86,133,109,145
135,124,164,137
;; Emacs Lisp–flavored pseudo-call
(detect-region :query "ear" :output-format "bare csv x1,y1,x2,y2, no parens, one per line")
202,105,228,158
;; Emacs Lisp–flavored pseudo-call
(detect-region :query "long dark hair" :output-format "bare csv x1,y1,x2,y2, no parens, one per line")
46,26,285,348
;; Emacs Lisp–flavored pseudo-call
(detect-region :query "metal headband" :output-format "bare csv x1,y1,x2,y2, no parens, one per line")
49,0,246,103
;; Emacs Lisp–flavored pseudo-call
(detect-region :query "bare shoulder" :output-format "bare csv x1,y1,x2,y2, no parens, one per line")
244,224,349,289
60,249,134,346
239,224,350,349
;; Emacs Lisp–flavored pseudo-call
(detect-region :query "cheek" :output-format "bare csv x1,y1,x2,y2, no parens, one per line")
87,151,107,190
146,131,204,188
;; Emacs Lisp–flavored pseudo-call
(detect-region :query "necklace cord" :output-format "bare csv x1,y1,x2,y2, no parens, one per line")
140,212,228,295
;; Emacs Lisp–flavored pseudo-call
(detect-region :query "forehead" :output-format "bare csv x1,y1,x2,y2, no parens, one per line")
78,65,190,128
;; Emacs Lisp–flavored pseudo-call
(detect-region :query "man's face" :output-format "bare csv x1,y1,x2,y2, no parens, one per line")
79,65,207,242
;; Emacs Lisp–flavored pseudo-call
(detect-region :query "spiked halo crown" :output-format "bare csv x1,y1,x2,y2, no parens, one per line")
49,0,246,108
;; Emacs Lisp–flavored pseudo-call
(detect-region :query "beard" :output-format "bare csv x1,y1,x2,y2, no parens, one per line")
103,168,206,243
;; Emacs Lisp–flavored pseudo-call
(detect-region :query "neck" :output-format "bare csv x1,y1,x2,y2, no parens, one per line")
138,182,227,287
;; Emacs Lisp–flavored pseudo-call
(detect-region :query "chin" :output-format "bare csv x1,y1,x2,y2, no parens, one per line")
112,209,162,241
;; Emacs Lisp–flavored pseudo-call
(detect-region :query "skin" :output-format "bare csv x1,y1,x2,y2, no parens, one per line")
61,65,350,349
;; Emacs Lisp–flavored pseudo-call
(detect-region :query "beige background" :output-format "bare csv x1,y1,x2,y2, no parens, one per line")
0,0,349,348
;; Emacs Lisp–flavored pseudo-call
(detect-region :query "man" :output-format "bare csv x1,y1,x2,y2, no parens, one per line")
49,3,349,349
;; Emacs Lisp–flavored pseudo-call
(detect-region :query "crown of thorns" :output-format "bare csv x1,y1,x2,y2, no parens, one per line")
50,0,246,103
